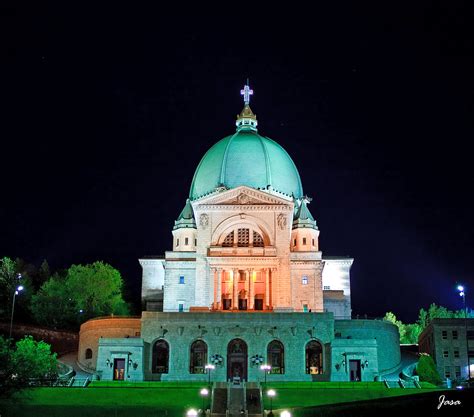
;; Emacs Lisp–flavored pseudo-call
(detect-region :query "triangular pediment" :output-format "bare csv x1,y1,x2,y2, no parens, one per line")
192,186,292,207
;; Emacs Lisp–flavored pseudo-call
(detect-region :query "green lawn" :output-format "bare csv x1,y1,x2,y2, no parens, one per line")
262,383,440,410
0,387,204,417
0,382,441,417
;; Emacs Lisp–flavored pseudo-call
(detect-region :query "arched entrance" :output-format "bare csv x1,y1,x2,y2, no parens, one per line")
227,339,248,381
152,339,169,374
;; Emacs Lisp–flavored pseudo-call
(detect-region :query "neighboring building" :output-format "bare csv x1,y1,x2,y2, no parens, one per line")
80,84,402,382
419,318,474,381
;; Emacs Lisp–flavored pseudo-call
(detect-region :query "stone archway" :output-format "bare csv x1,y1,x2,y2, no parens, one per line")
227,338,248,381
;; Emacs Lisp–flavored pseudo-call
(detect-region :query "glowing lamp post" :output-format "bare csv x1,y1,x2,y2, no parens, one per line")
260,364,271,386
186,409,198,417
267,389,276,417
9,285,24,339
457,285,470,379
205,364,215,388
200,388,209,414
281,411,291,417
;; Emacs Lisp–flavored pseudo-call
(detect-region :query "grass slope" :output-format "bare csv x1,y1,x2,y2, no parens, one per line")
262,382,440,410
0,382,441,417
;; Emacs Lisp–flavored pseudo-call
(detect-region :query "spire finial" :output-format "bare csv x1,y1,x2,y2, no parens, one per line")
240,80,253,106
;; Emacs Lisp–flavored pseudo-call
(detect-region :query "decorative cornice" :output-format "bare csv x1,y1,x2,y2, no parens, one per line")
193,186,293,207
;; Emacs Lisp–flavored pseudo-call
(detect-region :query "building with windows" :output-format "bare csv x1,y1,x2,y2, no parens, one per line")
418,318,474,381
79,84,402,383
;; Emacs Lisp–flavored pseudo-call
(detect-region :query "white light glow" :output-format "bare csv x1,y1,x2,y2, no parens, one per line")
267,389,276,397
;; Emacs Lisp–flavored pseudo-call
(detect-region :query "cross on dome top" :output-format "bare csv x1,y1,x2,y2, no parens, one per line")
240,80,254,105
236,80,258,131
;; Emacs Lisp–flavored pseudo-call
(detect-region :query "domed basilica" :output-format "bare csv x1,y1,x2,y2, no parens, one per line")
79,84,401,384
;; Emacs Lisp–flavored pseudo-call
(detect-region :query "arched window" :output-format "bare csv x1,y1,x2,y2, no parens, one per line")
267,340,284,374
152,340,169,374
190,340,207,374
222,231,234,247
306,340,323,374
221,228,265,247
237,228,250,246
85,348,92,360
253,231,264,247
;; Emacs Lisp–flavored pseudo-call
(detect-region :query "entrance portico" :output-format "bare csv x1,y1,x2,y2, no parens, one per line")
211,266,276,311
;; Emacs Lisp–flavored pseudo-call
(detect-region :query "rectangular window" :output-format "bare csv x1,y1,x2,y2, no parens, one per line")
176,238,179,247
455,366,461,378
179,276,185,284
178,303,184,312
443,350,449,358
454,350,459,358
442,331,448,340
293,238,296,246
302,237,307,245
444,367,451,378
185,237,189,245
324,286,330,290
312,238,315,246
467,330,474,340
302,276,308,285
468,350,474,358
195,239,197,246
452,330,458,340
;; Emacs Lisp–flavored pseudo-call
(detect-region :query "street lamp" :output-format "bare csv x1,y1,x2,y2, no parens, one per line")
281,411,291,417
186,409,198,417
200,388,209,414
267,389,276,417
457,284,470,379
260,364,271,386
205,364,215,388
9,285,24,339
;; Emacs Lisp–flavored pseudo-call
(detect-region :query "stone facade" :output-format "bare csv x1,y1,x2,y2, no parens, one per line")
78,317,141,372
96,338,145,381
89,312,400,382
419,318,474,381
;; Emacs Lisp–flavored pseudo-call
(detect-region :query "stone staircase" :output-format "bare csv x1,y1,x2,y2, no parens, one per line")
211,381,263,417
211,383,228,416
228,383,245,416
246,383,263,417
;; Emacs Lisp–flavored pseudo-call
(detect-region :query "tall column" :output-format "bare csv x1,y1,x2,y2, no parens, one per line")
265,268,270,309
233,268,239,309
271,268,277,309
249,268,255,309
216,268,222,309
212,268,217,309
244,269,249,308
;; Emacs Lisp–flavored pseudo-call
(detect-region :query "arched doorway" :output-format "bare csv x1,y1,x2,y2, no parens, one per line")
152,339,169,374
305,340,323,374
190,340,207,374
227,339,248,381
267,340,284,374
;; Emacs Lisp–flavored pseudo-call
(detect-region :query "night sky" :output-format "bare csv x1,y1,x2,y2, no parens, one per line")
1,4,473,321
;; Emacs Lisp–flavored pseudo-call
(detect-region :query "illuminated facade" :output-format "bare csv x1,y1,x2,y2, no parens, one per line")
83,84,402,383
140,85,351,318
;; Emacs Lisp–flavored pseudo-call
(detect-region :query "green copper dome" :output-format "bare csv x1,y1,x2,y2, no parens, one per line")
189,126,304,200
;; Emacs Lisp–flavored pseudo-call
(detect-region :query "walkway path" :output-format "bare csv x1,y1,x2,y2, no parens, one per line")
58,351,92,379
228,384,245,417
